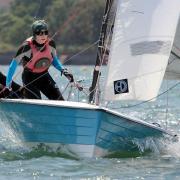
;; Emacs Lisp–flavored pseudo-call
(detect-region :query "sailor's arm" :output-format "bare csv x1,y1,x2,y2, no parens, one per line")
6,59,18,88
50,40,74,82
6,43,31,88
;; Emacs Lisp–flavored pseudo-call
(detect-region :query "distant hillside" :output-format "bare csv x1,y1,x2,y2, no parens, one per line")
0,51,98,65
0,0,13,8
0,0,104,65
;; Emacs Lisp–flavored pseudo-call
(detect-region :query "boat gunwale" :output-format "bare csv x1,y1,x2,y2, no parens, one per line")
0,98,175,137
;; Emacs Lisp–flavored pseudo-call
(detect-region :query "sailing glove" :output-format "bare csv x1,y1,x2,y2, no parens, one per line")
61,69,74,83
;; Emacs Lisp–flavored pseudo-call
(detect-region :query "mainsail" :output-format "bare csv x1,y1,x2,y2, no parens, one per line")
104,0,180,101
165,17,180,79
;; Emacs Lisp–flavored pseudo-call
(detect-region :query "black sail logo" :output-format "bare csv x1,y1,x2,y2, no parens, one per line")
114,79,129,94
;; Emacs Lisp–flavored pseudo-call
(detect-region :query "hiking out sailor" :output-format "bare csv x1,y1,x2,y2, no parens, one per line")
6,20,74,100
0,72,24,98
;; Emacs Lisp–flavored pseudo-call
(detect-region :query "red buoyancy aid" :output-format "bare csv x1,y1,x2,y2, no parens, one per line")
25,37,53,73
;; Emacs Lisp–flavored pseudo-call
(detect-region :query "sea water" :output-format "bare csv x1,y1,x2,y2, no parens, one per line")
0,65,180,180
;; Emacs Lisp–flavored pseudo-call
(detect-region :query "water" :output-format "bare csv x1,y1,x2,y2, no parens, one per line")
0,65,180,179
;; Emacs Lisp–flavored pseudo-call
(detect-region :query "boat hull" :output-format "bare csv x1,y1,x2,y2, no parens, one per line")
0,99,174,158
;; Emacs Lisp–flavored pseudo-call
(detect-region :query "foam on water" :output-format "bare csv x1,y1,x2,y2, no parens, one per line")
161,134,180,158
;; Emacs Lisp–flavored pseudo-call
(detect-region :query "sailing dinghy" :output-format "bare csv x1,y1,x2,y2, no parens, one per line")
0,0,180,158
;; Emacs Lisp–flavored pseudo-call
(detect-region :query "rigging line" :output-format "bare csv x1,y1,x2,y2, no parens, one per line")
165,80,169,130
61,82,70,95
50,1,88,40
168,56,177,65
0,88,4,95
89,0,116,103
5,72,48,99
63,40,99,64
167,51,180,73
171,50,180,60
67,85,73,101
109,81,180,110
22,87,41,99
89,1,115,97
173,44,180,52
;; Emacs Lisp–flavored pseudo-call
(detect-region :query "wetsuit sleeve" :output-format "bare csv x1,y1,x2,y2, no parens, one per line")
6,59,18,88
15,42,31,61
49,40,64,71
52,56,64,71
6,41,31,88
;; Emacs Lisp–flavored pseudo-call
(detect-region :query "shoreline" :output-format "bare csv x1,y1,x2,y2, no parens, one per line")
0,51,107,65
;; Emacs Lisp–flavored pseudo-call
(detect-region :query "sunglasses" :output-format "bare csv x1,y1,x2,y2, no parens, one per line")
35,30,48,36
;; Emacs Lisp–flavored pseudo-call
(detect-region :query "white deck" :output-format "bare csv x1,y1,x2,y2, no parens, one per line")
1,98,98,109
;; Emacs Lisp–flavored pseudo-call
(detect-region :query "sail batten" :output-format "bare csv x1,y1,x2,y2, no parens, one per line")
104,0,180,101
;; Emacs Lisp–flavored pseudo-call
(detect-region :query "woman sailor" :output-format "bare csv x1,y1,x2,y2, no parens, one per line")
6,20,74,100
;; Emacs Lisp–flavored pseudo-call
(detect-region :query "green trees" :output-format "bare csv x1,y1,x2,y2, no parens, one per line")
0,0,104,53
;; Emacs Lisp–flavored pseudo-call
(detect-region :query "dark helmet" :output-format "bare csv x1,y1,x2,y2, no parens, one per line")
31,20,48,35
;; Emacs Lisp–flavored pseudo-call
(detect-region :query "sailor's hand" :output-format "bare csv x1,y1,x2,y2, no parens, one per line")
74,82,83,91
62,69,74,83
0,87,11,98
69,82,83,92
18,86,25,95
5,86,12,92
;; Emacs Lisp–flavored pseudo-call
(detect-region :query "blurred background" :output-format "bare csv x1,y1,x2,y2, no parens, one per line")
0,0,105,65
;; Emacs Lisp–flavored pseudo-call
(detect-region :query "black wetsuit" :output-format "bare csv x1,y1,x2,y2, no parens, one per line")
15,38,64,100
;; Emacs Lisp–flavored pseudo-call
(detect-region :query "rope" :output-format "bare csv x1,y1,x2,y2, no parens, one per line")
165,80,169,130
63,40,99,64
107,81,180,110
61,82,71,95
88,0,116,103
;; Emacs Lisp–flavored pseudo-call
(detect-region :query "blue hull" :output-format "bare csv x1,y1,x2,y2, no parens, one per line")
0,99,174,157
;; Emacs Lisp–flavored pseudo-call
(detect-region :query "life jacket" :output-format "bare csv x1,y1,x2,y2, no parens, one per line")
25,37,53,73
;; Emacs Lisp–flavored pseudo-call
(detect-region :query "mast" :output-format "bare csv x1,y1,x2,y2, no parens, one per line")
89,0,113,104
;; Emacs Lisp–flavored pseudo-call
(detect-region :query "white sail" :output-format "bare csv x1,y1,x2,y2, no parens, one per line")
104,0,180,101
165,17,180,79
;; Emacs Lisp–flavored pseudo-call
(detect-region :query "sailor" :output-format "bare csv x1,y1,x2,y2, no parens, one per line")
6,20,74,100
0,72,24,98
